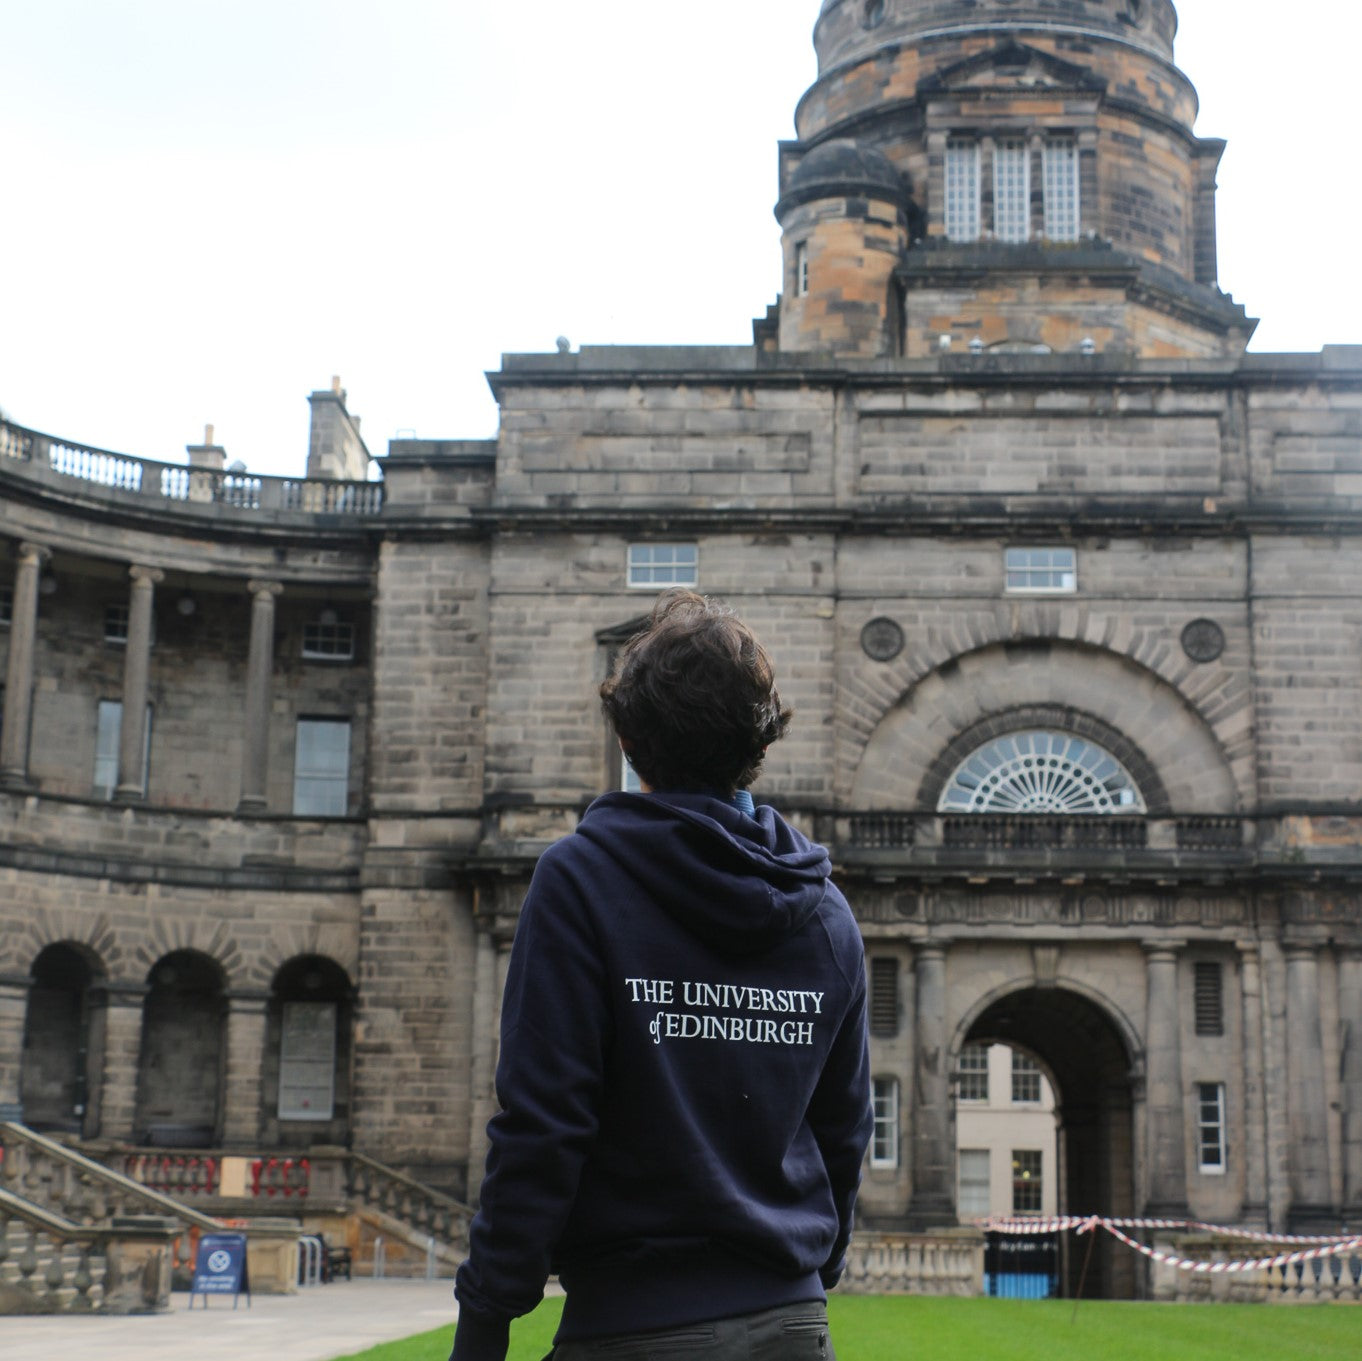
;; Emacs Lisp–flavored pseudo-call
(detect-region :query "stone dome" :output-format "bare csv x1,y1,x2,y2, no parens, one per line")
778,138,906,215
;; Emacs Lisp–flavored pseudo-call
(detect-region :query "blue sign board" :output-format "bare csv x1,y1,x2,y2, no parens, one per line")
190,1232,251,1308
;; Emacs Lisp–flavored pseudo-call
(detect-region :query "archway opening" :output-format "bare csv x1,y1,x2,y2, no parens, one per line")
964,986,1136,1299
135,950,226,1148
262,954,354,1148
20,943,100,1135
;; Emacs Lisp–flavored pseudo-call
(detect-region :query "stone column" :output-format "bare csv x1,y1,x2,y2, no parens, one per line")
1284,944,1332,1226
238,580,282,814
1237,943,1269,1224
0,974,32,1119
97,984,147,1141
465,929,511,1205
1340,947,1362,1218
222,993,269,1146
908,941,954,1228
1,541,50,787
115,565,163,802
1143,942,1189,1216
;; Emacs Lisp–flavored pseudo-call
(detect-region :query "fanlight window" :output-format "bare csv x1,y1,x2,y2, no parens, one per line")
938,731,1146,815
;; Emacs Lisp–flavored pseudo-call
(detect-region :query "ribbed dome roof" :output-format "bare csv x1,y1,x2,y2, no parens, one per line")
785,138,904,198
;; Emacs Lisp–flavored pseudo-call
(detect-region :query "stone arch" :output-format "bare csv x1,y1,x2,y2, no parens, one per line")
956,982,1140,1299
19,941,107,1137
134,949,228,1147
259,953,356,1148
1,907,121,980
245,923,359,993
851,639,1241,813
130,916,242,991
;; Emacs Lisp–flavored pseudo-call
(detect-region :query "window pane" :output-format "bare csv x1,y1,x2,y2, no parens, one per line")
871,1076,899,1167
1197,1081,1226,1172
94,700,122,799
959,1148,991,1219
1012,1149,1043,1214
293,719,351,816
1012,1051,1042,1104
994,139,1030,243
1044,139,1079,240
945,140,980,242
627,543,698,588
958,1043,990,1101
1005,546,1077,594
278,1002,337,1121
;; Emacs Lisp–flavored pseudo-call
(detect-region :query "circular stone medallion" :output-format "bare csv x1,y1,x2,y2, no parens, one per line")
861,616,905,662
1181,618,1225,664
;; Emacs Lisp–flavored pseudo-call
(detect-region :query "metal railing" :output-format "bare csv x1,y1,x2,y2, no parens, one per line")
0,416,383,517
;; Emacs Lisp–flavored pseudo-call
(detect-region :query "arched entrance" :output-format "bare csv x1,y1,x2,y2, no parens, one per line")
134,950,226,1147
965,986,1137,1299
19,943,103,1135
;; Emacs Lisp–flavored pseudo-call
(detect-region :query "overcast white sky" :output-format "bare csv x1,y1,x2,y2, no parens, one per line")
2,1,1358,478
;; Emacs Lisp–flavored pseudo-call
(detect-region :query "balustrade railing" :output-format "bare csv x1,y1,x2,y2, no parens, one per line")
0,1188,107,1312
346,1152,473,1249
842,1230,984,1296
0,416,383,517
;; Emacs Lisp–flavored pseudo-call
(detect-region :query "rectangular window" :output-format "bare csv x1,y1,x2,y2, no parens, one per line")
1044,138,1080,241
93,700,151,799
869,957,899,1037
958,1148,991,1220
958,1043,990,1102
993,138,1030,243
871,1077,899,1168
104,603,129,645
1011,1050,1042,1104
1197,1082,1227,1173
293,718,351,817
627,543,698,589
0,586,11,627
1194,962,1224,1037
302,614,356,661
1012,1149,1043,1214
795,241,810,297
278,1001,337,1121
1005,547,1077,594
945,139,981,242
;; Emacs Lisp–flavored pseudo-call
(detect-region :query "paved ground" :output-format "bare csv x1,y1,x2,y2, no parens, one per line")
0,1278,461,1361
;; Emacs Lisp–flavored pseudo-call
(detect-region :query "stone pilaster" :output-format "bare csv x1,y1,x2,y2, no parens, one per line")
1236,943,1269,1224
222,993,269,1146
97,985,146,1141
1284,944,1333,1227
0,974,32,1119
238,580,282,814
1337,948,1362,1217
0,541,49,788
115,565,163,803
465,930,511,1205
908,942,954,1228
1143,942,1189,1216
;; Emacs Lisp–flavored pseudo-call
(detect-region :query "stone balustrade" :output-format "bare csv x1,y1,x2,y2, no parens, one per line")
842,1229,985,1295
1148,1233,1362,1305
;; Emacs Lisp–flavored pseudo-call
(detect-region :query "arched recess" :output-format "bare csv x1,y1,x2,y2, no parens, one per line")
134,950,227,1148
19,942,106,1137
852,640,1239,813
961,985,1139,1300
260,955,356,1148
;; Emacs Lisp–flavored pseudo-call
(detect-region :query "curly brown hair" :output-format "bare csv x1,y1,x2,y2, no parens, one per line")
599,590,793,796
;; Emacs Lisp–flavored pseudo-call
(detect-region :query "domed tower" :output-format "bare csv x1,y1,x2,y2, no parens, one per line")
775,0,1254,357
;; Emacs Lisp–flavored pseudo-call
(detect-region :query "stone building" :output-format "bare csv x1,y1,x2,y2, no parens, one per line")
3,0,1361,1301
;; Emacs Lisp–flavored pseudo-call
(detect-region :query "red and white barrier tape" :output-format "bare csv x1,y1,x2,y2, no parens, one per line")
979,1215,1362,1276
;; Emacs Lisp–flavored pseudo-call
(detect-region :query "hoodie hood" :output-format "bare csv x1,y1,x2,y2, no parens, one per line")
575,791,832,955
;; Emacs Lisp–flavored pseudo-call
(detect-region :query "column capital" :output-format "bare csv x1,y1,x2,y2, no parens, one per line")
1284,942,1322,963
1142,939,1187,960
128,564,165,588
247,579,284,600
15,541,50,569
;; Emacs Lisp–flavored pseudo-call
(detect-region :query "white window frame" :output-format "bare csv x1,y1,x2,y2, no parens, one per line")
957,1043,990,1102
278,1001,337,1122
1011,1050,1042,1105
945,139,981,243
795,241,810,297
104,602,130,645
626,543,698,590
1004,547,1077,595
1197,1082,1227,1174
993,138,1031,243
292,718,351,817
1043,138,1080,241
958,1148,991,1220
871,1076,899,1168
94,700,151,800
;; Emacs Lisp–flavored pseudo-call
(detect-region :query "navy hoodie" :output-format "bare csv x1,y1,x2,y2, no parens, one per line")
451,791,872,1361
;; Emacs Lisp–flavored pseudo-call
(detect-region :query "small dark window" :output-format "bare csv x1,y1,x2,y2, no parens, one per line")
869,957,899,1037
104,603,129,644
302,613,356,661
0,586,12,627
1194,962,1224,1037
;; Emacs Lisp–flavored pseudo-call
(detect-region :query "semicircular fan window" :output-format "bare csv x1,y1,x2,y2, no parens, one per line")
938,730,1146,814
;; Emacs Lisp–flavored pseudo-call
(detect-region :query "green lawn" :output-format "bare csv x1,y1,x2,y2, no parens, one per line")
330,1294,1362,1361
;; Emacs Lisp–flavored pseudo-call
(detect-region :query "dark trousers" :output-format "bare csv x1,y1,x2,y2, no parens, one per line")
548,1302,834,1361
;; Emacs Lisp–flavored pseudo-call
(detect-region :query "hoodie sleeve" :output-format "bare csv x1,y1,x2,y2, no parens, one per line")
451,848,610,1361
805,935,872,1290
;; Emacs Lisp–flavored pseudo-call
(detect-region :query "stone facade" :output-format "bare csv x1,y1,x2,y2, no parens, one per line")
1,0,1360,1299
